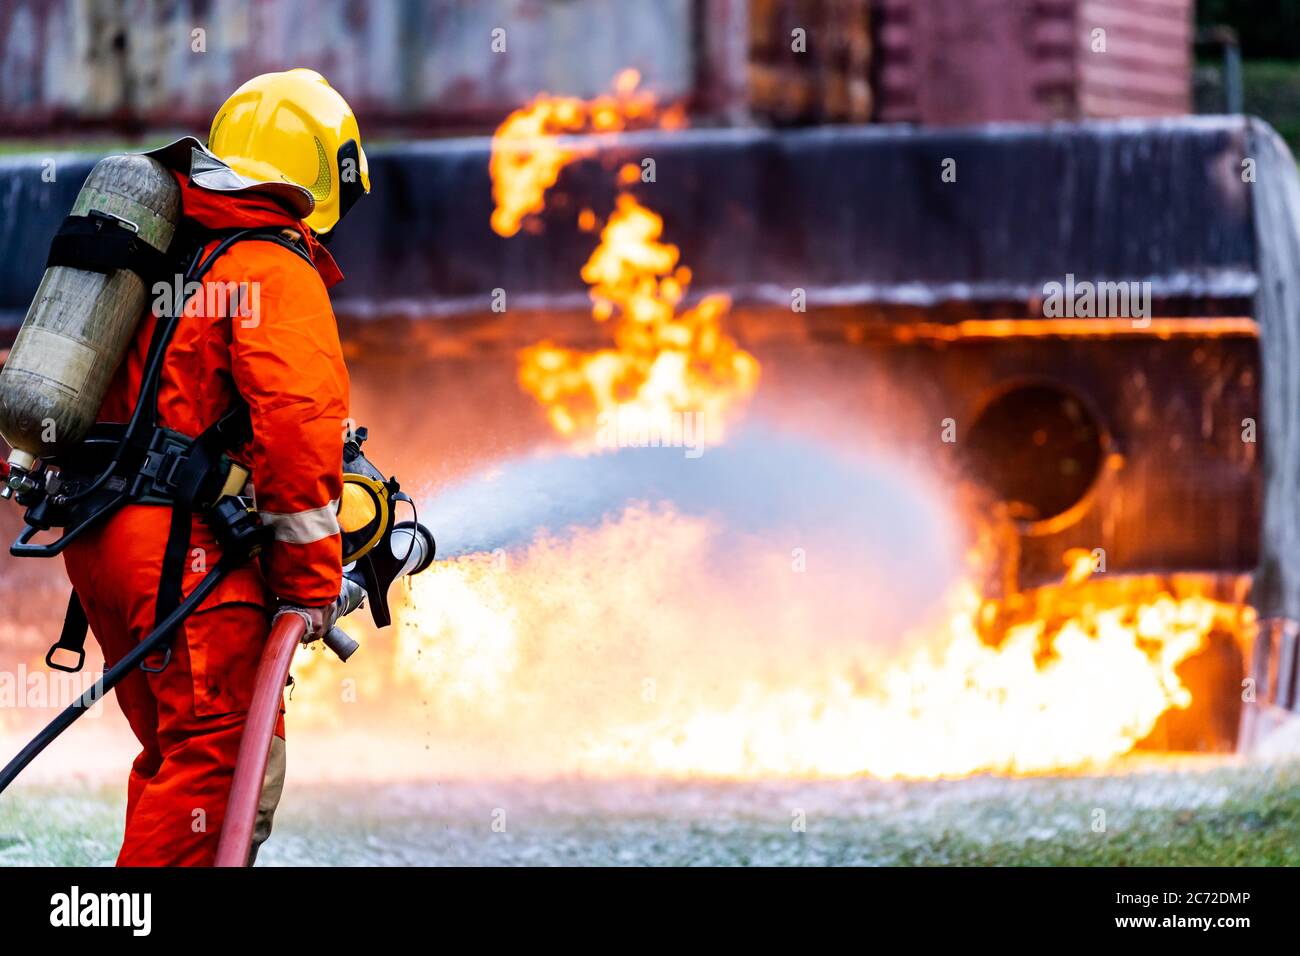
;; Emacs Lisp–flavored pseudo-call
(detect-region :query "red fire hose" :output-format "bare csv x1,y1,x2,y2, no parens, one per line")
213,611,306,867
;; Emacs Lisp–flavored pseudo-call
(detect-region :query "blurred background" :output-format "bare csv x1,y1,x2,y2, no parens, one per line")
0,1,1295,140
0,0,1277,142
1197,0,1300,145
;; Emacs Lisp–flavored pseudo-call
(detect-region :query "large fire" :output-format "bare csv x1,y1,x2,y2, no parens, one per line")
287,75,1253,782
494,72,759,446
294,514,1246,780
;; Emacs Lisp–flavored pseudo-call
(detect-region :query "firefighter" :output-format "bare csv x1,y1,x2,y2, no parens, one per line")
60,69,368,865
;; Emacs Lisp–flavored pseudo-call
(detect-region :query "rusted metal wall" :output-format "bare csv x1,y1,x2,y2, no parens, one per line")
874,0,1050,124
1,0,1195,136
0,0,703,135
747,0,873,124
1077,0,1193,118
871,0,1191,125
0,0,857,134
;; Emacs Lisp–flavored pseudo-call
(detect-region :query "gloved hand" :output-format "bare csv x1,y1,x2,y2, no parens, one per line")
273,602,339,643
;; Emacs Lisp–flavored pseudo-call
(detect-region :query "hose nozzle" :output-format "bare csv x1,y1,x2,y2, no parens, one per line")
322,626,360,662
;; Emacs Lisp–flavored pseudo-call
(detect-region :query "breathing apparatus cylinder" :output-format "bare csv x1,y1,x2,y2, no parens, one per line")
0,155,180,476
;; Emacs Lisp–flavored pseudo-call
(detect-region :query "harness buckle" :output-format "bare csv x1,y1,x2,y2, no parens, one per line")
139,646,172,674
138,445,187,498
45,643,86,674
46,591,90,673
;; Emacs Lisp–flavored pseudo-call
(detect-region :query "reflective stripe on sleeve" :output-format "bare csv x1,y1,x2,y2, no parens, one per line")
259,500,341,544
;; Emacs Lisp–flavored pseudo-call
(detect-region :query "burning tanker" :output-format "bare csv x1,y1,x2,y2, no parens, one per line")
284,74,1255,783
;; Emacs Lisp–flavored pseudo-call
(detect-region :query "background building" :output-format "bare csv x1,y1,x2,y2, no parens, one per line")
0,0,1207,138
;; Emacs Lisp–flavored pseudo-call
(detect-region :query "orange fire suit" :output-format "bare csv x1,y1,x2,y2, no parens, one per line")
61,172,349,866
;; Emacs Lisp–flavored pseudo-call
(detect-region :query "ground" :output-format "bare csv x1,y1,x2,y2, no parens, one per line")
2,758,1298,866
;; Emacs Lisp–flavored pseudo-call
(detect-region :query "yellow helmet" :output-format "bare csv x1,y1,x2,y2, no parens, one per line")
207,68,370,234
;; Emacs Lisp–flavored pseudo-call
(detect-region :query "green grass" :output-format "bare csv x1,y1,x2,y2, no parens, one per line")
0,783,124,867
0,137,177,157
1241,60,1300,151
3,759,1298,866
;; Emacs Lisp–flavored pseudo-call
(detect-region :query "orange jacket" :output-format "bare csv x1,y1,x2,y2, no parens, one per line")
98,171,350,607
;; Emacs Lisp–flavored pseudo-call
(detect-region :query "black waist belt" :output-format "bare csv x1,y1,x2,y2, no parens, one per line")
45,404,254,673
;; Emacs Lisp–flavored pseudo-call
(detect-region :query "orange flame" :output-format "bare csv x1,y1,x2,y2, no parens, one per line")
517,195,759,444
293,508,1246,781
492,73,760,447
490,68,658,238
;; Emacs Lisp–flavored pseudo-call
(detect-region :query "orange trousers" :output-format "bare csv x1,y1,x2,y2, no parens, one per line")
63,504,281,866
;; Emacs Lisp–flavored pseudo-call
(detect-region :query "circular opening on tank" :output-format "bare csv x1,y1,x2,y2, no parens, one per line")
964,382,1106,527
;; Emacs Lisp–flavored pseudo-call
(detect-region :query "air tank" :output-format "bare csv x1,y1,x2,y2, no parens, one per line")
0,154,180,475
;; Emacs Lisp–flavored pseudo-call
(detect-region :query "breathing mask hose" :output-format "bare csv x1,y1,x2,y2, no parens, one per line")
0,558,233,796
